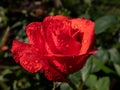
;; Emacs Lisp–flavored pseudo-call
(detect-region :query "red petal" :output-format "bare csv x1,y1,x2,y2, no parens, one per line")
11,40,43,72
71,18,95,55
43,58,66,81
47,55,90,75
43,15,70,35
51,34,81,55
11,40,29,63
43,15,81,55
20,52,43,73
25,22,45,49
45,32,81,55
43,15,68,22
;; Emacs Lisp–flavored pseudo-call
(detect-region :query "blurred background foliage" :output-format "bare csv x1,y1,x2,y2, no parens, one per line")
0,0,120,90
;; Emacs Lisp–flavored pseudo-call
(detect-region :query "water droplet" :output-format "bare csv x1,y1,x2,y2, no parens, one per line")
57,39,60,42
69,65,72,68
56,30,62,35
65,44,69,48
74,25,78,29
35,60,38,63
61,40,64,42
35,64,40,68
84,40,88,43
49,22,52,25
23,61,28,65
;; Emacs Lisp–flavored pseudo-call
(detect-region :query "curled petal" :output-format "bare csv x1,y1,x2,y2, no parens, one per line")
51,34,81,55
11,40,29,63
45,33,81,55
44,15,81,55
25,22,45,49
11,40,43,72
71,18,95,55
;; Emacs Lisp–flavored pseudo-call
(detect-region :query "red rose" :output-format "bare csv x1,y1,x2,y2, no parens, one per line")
11,15,95,81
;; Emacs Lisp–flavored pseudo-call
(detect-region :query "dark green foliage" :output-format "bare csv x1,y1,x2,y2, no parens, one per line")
0,0,120,90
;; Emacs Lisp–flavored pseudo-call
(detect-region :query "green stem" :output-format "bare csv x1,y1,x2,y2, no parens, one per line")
77,82,84,90
67,77,77,90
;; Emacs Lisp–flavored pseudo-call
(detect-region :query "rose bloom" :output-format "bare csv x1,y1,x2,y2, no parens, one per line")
11,15,95,81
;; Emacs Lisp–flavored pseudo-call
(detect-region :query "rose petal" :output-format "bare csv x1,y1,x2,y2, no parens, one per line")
20,52,43,73
11,15,96,82
71,18,95,55
47,55,90,74
44,58,66,81
43,15,68,22
25,22,45,49
11,40,29,63
11,40,43,72
43,15,81,55
45,32,81,55
52,34,81,55
43,15,71,36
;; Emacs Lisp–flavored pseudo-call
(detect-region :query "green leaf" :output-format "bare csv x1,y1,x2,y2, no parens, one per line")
95,15,118,34
84,0,92,5
91,48,109,73
94,47,109,63
93,59,115,74
0,7,8,28
108,48,120,65
11,21,23,29
60,83,71,90
85,74,97,89
69,70,81,86
0,16,8,28
81,57,93,81
114,64,120,76
95,77,110,90
0,7,7,16
86,76,110,90
1,69,12,76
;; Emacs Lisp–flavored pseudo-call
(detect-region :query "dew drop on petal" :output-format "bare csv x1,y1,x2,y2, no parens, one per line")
35,60,38,63
65,44,69,48
69,65,72,68
83,40,88,43
61,40,64,42
49,22,52,25
35,64,40,68
74,25,78,30
23,61,28,65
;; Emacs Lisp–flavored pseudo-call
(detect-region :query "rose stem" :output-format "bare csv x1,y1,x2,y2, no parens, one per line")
67,77,77,90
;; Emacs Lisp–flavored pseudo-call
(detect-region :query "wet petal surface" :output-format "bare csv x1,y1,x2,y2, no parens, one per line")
71,18,95,55
25,22,45,50
11,40,43,72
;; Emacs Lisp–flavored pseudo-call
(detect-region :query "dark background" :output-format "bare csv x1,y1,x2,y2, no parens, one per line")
0,0,120,90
